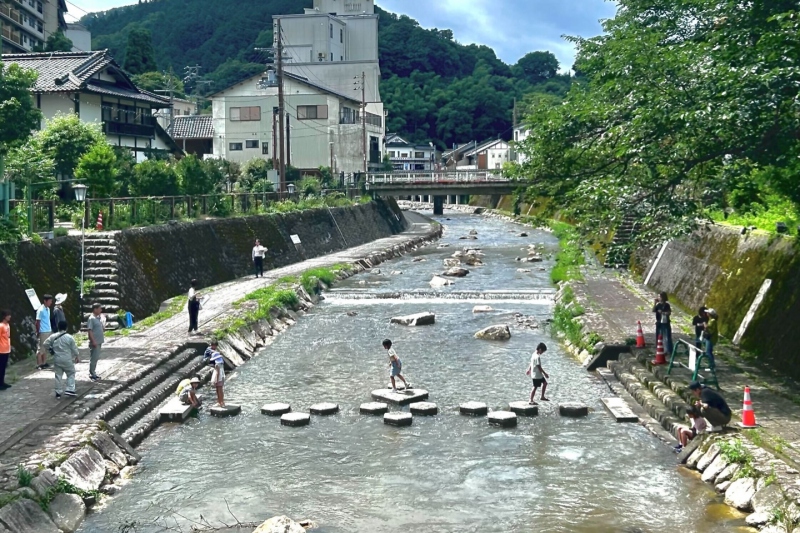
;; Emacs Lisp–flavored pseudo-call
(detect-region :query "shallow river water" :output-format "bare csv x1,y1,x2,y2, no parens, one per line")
79,213,747,533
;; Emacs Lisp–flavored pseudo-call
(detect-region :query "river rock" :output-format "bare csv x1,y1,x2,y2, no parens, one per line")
724,477,756,511
443,258,461,268
261,403,291,416
517,269,531,273
47,493,86,533
558,403,589,417
472,305,493,313
281,413,311,427
360,402,388,415
430,276,453,288
56,447,106,492
509,401,539,416
715,480,732,493
745,512,771,527
390,271,403,276
519,232,528,237
370,269,381,275
701,454,729,483
391,312,436,326
91,432,128,469
410,402,438,416
309,403,340,415
210,405,241,417
30,469,58,498
686,447,705,469
459,235,478,240
442,267,469,277
469,229,478,235
752,482,785,514
474,325,511,341
464,255,483,266
0,498,59,533
460,402,488,416
253,516,306,533
715,463,740,484
346,311,358,317
696,443,721,472
412,257,426,262
384,412,413,427
487,411,517,427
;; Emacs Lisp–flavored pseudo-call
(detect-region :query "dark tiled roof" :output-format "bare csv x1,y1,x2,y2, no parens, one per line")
167,115,214,139
1,50,169,107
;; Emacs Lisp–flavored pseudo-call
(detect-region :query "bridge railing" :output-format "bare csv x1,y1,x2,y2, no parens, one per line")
366,170,511,185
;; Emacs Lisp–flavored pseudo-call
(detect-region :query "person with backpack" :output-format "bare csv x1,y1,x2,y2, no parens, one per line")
44,320,80,399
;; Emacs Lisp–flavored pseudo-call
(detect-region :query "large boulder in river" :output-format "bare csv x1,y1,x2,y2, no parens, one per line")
443,258,461,268
56,447,106,492
48,493,86,533
430,275,453,288
0,499,59,533
442,267,469,277
474,325,511,341
464,255,483,266
253,516,306,533
391,312,436,326
473,305,493,313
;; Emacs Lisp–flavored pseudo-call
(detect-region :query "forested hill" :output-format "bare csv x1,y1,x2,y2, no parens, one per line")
83,0,573,147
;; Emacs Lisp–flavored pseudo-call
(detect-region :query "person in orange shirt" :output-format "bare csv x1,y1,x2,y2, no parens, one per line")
0,310,11,390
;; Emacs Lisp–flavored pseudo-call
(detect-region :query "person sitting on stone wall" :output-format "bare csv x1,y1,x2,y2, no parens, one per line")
674,405,708,452
689,381,731,432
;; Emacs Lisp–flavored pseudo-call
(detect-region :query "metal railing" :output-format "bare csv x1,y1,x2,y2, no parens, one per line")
666,339,719,390
366,170,511,185
9,199,54,233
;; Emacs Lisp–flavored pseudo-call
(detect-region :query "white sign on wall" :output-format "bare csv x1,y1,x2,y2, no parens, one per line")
25,288,41,311
290,235,302,245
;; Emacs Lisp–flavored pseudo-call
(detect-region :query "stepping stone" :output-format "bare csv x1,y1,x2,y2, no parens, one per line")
384,412,413,427
372,388,429,406
261,403,291,416
309,402,340,415
460,401,488,416
360,402,389,415
600,397,638,423
559,403,589,418
508,401,539,416
210,404,242,417
159,396,194,423
410,402,438,416
281,413,311,427
488,411,518,428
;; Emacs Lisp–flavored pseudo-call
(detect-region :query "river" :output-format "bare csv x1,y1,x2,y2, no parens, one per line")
78,212,746,533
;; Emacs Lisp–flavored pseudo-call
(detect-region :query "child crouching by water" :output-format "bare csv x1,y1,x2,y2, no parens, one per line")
675,405,707,452
383,339,411,393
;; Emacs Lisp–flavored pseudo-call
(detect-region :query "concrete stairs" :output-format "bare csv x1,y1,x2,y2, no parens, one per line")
604,214,639,269
81,233,122,330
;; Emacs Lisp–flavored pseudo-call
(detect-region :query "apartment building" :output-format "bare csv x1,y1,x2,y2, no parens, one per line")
0,0,66,54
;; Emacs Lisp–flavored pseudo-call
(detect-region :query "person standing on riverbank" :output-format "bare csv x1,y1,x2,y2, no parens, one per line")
210,350,226,407
689,381,731,431
0,310,11,390
45,320,80,398
703,309,719,368
87,303,105,381
187,279,201,334
252,239,267,278
35,294,53,370
653,292,673,355
692,307,708,350
383,339,410,393
527,342,550,404
51,294,67,332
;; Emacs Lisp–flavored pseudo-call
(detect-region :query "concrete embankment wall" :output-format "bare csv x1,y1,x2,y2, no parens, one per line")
635,225,800,378
0,199,407,361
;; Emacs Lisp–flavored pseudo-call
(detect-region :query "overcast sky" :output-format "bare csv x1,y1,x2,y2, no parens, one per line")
68,0,617,68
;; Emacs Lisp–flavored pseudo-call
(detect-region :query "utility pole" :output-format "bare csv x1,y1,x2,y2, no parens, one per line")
286,112,291,168
277,19,287,192
272,107,278,170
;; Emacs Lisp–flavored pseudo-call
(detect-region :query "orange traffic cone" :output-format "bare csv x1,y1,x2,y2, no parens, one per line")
96,212,103,231
739,386,758,428
636,321,646,348
651,335,667,365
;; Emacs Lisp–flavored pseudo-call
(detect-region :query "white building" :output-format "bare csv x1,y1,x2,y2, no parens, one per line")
445,139,510,170
65,22,91,52
1,0,67,53
1,50,181,162
385,133,437,171
512,126,530,164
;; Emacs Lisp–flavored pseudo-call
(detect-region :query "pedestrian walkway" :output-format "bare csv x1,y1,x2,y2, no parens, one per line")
0,217,435,449
575,260,800,467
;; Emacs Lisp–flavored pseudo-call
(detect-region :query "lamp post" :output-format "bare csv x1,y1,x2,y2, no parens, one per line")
287,183,296,196
73,184,88,303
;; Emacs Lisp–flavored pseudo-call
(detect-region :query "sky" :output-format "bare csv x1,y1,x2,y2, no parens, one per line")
66,0,617,69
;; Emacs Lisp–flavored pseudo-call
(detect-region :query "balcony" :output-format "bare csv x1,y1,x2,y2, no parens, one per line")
104,120,155,138
1,25,22,46
0,4,22,25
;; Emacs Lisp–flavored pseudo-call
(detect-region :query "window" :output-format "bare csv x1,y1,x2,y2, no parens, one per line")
414,151,424,159
340,56,343,61
246,140,259,149
330,24,333,38
262,144,269,155
388,151,395,157
37,1,42,13
37,22,42,33
340,29,343,43
297,105,328,120
229,143,243,151
514,131,519,141
230,106,261,121
330,53,334,62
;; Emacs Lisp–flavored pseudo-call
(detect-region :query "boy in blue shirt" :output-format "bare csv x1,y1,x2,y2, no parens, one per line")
35,294,53,370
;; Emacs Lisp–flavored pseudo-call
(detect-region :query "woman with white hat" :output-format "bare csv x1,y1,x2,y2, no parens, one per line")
51,293,67,332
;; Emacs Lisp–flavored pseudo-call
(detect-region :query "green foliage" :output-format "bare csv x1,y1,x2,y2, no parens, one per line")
30,233,43,244
76,277,96,296
131,159,180,196
74,143,118,198
719,439,757,479
241,158,273,190
550,222,585,284
0,63,41,154
37,31,73,52
176,154,214,195
17,466,32,488
131,71,185,98
513,51,560,85
36,114,104,179
123,26,158,75
4,140,55,186
53,227,69,238
134,296,186,330
298,176,322,197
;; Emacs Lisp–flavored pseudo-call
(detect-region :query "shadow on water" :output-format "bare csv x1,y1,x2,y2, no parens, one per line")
78,214,745,533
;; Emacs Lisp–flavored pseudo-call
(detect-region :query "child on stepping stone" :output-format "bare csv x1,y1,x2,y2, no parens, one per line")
674,405,707,452
527,342,550,405
210,350,226,407
383,339,411,393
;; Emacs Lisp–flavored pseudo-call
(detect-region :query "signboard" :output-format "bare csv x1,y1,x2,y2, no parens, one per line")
290,234,302,245
25,288,41,311
688,347,697,372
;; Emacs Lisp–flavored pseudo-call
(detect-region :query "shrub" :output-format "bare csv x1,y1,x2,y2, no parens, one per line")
53,227,69,238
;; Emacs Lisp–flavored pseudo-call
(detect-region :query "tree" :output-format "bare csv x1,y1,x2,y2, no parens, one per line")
36,114,104,180
176,154,214,195
131,159,179,196
131,71,185,98
113,147,138,197
39,31,73,52
123,26,157,75
240,158,272,190
4,140,55,186
0,63,41,155
74,143,118,197
513,51,559,85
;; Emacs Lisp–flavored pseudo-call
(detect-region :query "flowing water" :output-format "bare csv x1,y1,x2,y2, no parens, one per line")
79,213,746,533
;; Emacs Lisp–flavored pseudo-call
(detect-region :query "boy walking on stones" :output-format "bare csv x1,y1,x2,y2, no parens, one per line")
383,339,410,393
87,303,105,381
527,342,550,405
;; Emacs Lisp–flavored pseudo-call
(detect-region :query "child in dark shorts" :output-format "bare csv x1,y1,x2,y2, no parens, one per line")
527,342,549,405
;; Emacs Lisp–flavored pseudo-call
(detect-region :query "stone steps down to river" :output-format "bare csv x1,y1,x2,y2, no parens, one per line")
600,397,639,423
81,233,123,330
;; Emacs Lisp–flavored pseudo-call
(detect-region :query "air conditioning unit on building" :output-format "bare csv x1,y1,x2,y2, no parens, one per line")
318,52,325,62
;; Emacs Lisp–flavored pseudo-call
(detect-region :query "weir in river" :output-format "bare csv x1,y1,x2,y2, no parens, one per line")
78,213,744,533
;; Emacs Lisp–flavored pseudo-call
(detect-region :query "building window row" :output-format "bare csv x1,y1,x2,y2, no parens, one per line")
229,140,264,152
230,106,261,121
297,104,328,120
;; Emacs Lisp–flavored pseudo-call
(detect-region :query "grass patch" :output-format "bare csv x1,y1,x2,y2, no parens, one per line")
549,221,585,284
551,284,603,352
135,296,188,330
17,466,32,488
719,438,757,479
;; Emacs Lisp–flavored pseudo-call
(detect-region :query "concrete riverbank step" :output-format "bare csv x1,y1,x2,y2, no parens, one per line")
384,412,413,427
410,402,438,416
159,397,195,423
261,403,291,416
601,397,639,423
360,402,389,415
508,401,539,416
371,388,429,406
281,413,311,427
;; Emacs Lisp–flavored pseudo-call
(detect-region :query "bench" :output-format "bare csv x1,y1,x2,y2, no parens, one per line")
159,396,195,423
667,339,719,390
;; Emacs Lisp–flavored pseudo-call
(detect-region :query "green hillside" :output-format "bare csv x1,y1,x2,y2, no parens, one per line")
82,0,572,147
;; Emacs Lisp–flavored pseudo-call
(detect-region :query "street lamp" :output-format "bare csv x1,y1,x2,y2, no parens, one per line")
287,183,296,195
429,142,435,171
72,184,88,302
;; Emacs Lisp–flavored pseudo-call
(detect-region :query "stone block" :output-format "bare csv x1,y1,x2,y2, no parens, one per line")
460,402,488,416
29,470,58,499
752,483,786,514
0,498,59,533
91,432,128,469
47,493,86,533
508,401,539,416
472,305,494,313
281,413,311,427
371,388,429,406
715,463,740,484
686,448,705,469
384,413,413,427
360,403,389,415
442,267,469,277
159,396,194,423
56,447,106,492
409,402,438,416
429,275,453,288
701,454,729,483
724,477,756,511
474,325,511,341
746,511,770,527
715,480,732,493
558,403,589,418
210,405,241,417
488,411,517,428
600,397,638,423
391,312,435,326
443,258,460,268
309,403,339,416
261,403,291,416
676,435,705,464
696,443,720,472
253,516,306,533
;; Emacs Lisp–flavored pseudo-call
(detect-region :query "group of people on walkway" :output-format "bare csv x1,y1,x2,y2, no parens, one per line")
653,293,718,368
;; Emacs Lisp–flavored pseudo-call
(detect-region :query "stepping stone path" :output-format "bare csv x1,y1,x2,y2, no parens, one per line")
372,388,429,406
309,403,340,415
210,405,242,417
261,403,291,416
410,402,438,416
559,403,589,418
360,402,389,415
460,401,488,416
384,412,413,427
281,413,311,427
508,401,539,416
488,411,518,427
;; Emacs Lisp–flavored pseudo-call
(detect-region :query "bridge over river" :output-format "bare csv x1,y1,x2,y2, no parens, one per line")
366,170,520,213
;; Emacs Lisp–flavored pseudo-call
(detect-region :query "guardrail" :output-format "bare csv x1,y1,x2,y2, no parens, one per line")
366,171,511,185
666,339,719,390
